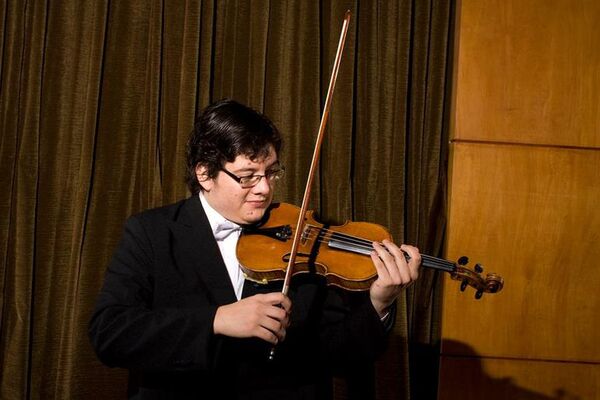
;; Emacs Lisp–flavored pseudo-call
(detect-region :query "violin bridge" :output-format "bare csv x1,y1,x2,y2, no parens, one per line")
301,225,312,244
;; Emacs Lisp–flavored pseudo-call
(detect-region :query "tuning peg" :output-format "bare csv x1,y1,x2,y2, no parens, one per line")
460,280,468,292
474,263,483,273
458,256,469,266
475,290,483,299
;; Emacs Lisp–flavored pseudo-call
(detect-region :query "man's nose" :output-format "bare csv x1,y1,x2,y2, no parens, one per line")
251,175,272,194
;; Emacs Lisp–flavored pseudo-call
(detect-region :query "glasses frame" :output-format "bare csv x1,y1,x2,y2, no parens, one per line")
220,165,285,188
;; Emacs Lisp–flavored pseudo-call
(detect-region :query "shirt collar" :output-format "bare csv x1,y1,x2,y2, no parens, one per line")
199,192,241,236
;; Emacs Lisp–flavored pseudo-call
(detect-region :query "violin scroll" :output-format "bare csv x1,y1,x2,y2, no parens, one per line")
452,256,504,299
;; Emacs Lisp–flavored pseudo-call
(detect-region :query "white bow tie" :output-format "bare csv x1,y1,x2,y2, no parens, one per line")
213,220,241,241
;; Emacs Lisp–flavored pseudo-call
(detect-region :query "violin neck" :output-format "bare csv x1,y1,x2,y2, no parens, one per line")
323,230,455,273
420,254,455,273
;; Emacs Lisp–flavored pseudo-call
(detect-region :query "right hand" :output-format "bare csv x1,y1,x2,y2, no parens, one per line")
213,292,291,345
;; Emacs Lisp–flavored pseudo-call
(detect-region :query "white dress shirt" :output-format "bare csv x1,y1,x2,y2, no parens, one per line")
199,192,245,300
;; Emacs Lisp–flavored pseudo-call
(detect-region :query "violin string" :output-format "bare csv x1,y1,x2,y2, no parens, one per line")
303,224,372,245
299,225,455,271
302,229,372,251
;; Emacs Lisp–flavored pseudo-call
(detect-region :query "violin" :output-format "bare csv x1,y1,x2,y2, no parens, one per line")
237,202,504,299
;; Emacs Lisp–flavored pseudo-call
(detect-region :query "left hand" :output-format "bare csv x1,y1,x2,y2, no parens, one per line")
369,240,421,317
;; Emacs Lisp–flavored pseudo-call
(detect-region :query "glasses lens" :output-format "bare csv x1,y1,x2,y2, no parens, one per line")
239,175,261,188
268,168,284,180
237,167,284,188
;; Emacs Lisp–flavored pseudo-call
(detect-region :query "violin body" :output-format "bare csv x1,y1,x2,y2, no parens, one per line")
237,202,389,291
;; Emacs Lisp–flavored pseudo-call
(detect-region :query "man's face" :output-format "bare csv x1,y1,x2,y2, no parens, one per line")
196,146,278,225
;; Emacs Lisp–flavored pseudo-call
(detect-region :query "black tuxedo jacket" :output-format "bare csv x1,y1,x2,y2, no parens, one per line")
89,196,391,399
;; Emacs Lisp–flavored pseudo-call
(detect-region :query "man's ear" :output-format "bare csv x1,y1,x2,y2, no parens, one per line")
195,164,213,191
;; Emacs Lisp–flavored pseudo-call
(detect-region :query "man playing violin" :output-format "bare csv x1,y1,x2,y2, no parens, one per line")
89,99,421,399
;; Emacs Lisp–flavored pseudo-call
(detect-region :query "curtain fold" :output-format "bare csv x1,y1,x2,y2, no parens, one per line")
1,1,47,397
263,1,322,205
0,1,453,398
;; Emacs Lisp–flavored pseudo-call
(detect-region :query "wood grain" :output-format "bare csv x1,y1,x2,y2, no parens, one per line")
453,0,600,147
442,142,600,362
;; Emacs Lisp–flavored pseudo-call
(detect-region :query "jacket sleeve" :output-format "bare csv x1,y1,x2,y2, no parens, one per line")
88,215,221,372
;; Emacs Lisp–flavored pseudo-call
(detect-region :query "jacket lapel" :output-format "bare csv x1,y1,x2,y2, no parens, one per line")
167,196,238,305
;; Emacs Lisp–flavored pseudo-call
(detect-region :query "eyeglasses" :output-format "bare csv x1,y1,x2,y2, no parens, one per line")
220,165,285,188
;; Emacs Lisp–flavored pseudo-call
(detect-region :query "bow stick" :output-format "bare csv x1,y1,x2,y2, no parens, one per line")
269,10,351,360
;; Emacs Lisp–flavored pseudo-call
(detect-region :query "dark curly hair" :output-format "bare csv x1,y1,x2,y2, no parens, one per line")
185,99,282,194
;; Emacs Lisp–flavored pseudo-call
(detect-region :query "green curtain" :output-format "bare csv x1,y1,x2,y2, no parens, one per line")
0,1,453,398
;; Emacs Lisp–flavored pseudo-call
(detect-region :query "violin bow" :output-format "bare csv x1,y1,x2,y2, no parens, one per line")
281,11,351,297
269,10,351,360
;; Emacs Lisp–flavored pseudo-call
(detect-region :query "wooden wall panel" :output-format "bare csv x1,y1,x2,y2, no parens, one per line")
441,0,599,397
442,142,600,362
454,0,600,147
439,355,599,400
